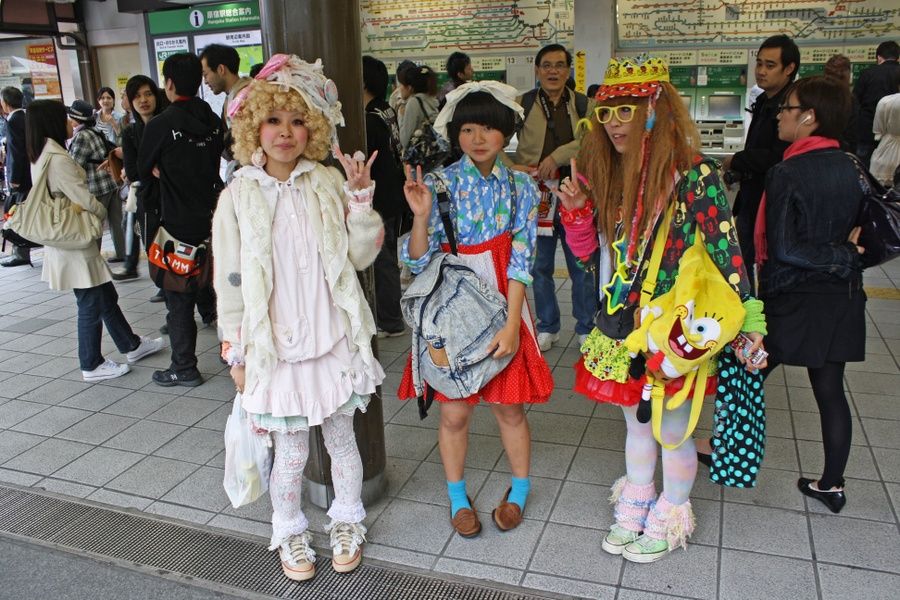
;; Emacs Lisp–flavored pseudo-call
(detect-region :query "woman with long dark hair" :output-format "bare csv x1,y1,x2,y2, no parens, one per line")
109,75,168,282
26,100,165,381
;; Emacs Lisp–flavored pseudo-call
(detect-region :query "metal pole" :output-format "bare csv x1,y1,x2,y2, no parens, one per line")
258,0,387,508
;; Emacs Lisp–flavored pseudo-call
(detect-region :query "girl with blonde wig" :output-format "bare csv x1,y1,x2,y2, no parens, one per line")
212,54,385,581
556,56,767,563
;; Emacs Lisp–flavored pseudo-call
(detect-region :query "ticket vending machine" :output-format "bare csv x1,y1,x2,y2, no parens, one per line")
696,90,746,155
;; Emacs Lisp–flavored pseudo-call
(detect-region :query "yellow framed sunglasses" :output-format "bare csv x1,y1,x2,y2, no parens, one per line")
594,105,638,124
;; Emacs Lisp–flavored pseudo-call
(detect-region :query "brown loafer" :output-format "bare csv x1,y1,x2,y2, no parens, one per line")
450,496,482,538
492,487,524,531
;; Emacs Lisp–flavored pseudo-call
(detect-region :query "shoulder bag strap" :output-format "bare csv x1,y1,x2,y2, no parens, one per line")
505,167,518,230
637,202,674,308
432,172,457,255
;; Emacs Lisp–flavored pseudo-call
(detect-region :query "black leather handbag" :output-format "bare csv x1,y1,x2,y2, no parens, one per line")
849,154,900,268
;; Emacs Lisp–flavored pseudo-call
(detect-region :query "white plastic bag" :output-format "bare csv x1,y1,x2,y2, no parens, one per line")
223,393,272,508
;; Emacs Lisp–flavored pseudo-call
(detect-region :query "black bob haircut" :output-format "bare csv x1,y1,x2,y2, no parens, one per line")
446,91,518,148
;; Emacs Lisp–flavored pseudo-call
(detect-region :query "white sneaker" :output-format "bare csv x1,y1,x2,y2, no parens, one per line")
537,332,559,352
578,333,590,347
125,336,167,363
276,532,316,581
82,358,130,382
327,521,366,573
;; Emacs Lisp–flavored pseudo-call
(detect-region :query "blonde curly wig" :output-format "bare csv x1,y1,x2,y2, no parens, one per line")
231,81,333,164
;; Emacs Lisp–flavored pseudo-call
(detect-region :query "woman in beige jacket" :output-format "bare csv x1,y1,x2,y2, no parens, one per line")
25,100,164,382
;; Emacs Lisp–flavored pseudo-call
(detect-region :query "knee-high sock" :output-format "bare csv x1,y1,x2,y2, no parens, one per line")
623,404,658,486
659,401,698,506
321,412,366,524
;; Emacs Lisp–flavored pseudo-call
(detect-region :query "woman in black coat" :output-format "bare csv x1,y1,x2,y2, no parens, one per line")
758,75,866,513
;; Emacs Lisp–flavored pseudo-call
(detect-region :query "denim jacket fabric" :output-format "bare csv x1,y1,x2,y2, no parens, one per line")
759,148,864,297
401,252,512,399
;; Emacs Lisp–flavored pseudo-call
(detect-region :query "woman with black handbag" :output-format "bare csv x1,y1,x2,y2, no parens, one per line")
753,76,867,513
26,100,165,382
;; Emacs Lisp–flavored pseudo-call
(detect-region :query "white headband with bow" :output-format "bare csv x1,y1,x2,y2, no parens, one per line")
433,80,525,140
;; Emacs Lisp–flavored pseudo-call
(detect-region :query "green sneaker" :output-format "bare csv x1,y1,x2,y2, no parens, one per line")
601,525,641,555
622,533,669,563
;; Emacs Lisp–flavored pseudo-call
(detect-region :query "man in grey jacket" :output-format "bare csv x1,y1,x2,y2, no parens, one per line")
503,45,595,351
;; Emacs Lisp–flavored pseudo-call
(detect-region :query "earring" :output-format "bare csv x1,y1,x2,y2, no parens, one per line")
251,146,266,168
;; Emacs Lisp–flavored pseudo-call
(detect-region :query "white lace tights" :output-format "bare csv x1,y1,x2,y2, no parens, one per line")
269,413,366,548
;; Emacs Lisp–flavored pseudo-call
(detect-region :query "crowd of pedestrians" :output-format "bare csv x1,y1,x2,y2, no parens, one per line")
0,34,897,583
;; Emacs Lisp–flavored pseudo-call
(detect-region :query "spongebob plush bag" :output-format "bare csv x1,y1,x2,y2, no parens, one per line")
625,203,745,450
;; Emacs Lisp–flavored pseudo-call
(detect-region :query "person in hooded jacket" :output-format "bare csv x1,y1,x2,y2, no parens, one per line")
138,52,224,387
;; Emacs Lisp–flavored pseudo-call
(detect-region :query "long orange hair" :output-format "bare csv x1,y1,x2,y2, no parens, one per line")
578,82,700,257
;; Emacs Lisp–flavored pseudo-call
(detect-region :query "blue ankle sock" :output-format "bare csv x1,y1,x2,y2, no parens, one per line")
508,476,531,510
447,480,471,517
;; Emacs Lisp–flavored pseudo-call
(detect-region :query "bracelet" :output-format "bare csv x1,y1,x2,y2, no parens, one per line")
220,341,246,367
559,199,595,226
343,181,375,202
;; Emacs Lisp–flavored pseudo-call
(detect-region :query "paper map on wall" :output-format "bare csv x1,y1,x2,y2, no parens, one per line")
360,0,574,60
617,0,900,48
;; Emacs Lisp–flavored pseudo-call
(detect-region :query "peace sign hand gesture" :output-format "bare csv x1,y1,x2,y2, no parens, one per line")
557,158,589,212
333,144,378,192
403,164,433,218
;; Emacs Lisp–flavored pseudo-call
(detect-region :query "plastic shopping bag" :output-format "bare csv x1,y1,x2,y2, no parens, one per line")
223,393,272,508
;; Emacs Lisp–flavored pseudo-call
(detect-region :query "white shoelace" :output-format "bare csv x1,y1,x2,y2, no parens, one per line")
277,532,316,566
326,521,367,557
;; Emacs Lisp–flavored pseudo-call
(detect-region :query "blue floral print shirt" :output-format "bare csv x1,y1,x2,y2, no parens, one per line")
401,155,540,285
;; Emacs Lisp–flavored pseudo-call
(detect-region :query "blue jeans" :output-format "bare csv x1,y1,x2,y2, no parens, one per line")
73,281,140,371
531,214,598,335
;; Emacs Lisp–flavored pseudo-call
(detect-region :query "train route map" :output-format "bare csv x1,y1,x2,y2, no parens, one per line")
360,0,574,60
617,0,900,48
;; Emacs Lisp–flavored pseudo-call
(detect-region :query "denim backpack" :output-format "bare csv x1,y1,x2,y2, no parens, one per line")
401,170,517,418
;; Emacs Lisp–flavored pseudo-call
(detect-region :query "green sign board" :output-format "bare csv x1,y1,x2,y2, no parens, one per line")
148,1,260,35
670,66,696,88
703,65,746,87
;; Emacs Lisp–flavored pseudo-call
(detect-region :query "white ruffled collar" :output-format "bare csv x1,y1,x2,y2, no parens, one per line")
233,159,317,188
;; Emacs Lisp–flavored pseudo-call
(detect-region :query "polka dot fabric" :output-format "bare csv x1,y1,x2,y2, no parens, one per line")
709,348,766,488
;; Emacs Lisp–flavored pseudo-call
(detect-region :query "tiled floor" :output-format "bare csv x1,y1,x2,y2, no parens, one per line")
0,244,899,599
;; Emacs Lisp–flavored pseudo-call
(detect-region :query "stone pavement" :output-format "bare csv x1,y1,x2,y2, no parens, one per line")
0,244,898,600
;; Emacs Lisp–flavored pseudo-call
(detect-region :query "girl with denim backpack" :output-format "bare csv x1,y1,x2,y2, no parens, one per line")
398,82,554,537
212,55,385,581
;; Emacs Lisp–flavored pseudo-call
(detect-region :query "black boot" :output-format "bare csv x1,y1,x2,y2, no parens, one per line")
1,245,31,267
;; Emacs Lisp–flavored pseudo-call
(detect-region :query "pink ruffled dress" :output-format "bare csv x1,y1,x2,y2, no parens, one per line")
241,181,384,432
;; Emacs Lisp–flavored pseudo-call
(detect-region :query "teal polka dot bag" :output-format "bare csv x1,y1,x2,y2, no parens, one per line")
709,347,766,487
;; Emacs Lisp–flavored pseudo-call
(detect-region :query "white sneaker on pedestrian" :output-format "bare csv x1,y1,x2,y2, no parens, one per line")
578,333,590,347
82,358,130,382
125,336,167,364
537,332,559,352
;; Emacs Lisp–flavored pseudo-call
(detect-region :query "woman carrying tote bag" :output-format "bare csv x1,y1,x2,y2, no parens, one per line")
25,100,165,382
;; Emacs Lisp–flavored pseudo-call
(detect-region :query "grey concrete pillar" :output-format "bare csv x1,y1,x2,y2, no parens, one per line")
258,0,387,509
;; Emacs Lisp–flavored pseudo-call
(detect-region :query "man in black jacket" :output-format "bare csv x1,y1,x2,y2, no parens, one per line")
853,41,900,167
1,87,32,267
725,35,799,283
363,56,406,337
139,53,224,387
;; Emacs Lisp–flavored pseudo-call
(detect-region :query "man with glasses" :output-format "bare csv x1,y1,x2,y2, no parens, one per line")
505,44,594,352
724,34,799,282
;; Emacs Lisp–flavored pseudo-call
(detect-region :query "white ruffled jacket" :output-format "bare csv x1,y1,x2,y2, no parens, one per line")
212,160,384,399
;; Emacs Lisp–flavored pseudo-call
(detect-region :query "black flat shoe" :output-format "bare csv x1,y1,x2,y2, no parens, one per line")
798,477,846,513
